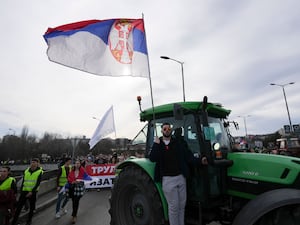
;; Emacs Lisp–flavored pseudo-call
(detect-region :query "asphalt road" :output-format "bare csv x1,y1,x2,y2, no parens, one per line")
32,189,111,225
29,188,219,225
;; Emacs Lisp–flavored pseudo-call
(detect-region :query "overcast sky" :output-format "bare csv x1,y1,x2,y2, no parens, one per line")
1,0,299,140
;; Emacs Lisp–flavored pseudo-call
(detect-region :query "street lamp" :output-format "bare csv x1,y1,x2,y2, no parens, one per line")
270,82,295,133
238,115,251,137
160,56,186,102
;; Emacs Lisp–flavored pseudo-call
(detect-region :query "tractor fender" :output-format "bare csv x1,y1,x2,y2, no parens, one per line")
232,188,300,225
116,157,169,220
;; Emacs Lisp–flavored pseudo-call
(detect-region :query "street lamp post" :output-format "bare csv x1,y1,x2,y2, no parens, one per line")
160,56,186,102
270,82,295,133
71,138,79,163
238,115,251,137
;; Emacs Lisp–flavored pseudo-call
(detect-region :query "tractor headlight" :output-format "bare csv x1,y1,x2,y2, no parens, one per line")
213,142,221,151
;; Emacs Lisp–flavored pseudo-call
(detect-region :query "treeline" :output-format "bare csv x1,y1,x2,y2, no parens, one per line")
0,126,130,163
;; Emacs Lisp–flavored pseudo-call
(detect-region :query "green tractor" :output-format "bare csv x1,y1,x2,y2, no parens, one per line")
109,96,300,225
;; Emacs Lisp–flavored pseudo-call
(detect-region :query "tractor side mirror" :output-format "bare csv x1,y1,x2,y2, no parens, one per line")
173,103,183,120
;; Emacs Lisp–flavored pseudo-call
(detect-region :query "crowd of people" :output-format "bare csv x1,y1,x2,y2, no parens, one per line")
0,158,43,225
1,146,150,225
0,150,127,225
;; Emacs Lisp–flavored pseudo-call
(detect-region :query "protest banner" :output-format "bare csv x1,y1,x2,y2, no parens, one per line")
84,164,116,189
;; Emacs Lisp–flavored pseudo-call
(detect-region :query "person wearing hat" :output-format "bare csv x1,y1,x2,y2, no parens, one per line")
11,158,43,225
55,157,72,219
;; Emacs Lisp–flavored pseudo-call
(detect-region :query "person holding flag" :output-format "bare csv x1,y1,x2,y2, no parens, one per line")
67,159,91,224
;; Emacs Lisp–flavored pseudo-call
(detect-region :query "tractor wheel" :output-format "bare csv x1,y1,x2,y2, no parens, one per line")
232,188,300,225
109,165,165,225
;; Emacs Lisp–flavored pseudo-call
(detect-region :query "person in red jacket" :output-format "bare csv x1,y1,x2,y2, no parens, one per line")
0,166,17,225
67,159,90,224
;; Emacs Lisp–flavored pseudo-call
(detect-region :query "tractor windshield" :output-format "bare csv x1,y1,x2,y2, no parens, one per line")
147,114,201,156
142,114,231,157
207,117,231,152
130,111,231,158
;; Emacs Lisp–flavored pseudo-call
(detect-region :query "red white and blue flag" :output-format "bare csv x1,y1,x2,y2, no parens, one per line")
44,19,149,78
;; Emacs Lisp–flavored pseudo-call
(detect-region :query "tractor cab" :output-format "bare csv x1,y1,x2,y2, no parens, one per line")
130,99,233,204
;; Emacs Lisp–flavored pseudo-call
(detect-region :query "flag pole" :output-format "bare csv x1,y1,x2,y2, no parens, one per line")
111,105,117,138
142,13,157,136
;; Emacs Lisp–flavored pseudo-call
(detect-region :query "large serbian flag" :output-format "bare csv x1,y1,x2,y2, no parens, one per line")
43,19,149,78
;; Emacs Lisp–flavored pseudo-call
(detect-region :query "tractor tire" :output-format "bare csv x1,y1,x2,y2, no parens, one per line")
232,188,300,225
109,165,165,225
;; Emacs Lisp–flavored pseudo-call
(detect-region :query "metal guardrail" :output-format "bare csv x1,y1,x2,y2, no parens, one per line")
12,169,58,197
13,169,58,183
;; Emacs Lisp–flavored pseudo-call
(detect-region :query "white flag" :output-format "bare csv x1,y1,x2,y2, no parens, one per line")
89,106,116,149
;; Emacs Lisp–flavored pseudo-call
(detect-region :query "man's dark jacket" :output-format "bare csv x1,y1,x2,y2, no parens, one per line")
149,136,200,182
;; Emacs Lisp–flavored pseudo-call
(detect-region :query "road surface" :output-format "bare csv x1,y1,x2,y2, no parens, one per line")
29,188,219,225
32,189,111,225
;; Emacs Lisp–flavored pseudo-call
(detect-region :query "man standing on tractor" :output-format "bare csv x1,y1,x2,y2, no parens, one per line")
149,122,208,225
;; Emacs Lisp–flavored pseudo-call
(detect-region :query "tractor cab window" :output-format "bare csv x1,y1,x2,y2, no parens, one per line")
207,117,231,151
202,117,230,151
128,124,148,156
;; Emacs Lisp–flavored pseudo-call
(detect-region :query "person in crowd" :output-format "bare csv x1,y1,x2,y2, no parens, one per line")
67,160,91,224
93,156,101,164
109,152,119,164
149,122,208,225
85,156,94,166
11,158,43,225
58,153,68,168
0,166,17,225
80,159,86,168
55,157,72,219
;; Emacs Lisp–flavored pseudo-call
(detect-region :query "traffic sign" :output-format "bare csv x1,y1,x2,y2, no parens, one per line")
284,125,291,133
293,124,300,133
